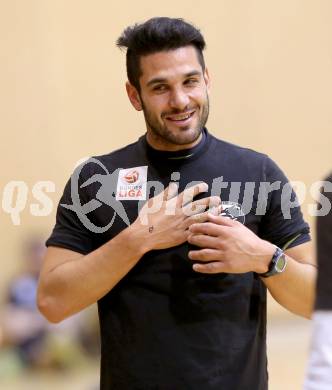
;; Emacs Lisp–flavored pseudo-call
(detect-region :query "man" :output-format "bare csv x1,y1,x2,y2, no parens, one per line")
304,174,332,390
38,17,316,389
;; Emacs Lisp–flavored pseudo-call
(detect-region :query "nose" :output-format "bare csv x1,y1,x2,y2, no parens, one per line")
169,87,190,111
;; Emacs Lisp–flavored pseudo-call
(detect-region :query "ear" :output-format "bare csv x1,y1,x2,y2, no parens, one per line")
126,82,143,111
203,67,211,93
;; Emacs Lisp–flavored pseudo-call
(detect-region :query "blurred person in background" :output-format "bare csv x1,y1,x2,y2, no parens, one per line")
304,174,332,390
38,17,316,390
0,239,97,374
0,239,48,369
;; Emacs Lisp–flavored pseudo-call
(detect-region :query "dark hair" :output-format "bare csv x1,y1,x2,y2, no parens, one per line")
116,17,206,91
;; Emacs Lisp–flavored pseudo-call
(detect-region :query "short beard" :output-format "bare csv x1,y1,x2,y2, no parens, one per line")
141,95,209,147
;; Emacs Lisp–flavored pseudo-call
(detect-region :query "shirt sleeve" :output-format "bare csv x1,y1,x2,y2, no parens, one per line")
315,174,332,310
46,163,95,255
257,156,310,249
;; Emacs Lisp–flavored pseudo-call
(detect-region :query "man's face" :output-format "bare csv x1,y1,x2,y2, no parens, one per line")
129,46,210,150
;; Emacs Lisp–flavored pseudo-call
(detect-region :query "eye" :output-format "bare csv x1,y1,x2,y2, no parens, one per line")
184,78,199,86
152,84,168,92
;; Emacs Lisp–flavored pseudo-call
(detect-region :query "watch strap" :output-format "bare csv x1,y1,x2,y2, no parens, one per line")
260,246,287,278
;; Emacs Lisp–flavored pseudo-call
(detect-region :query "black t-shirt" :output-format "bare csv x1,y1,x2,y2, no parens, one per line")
315,174,332,311
47,129,310,390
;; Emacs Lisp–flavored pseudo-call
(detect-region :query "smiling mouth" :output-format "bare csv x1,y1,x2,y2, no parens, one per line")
165,110,195,122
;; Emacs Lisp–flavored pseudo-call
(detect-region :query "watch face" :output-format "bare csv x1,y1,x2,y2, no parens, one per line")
276,255,286,272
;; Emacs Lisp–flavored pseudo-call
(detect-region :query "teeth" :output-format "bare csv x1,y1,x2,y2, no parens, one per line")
168,112,192,121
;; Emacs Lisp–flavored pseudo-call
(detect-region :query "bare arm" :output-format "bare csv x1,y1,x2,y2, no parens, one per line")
37,183,220,323
262,241,316,318
187,213,316,319
37,226,147,323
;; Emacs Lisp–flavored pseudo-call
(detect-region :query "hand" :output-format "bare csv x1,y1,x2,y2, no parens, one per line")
187,213,275,274
132,182,221,251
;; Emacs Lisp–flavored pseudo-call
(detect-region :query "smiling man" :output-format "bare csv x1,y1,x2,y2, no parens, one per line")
37,17,316,389
127,45,210,150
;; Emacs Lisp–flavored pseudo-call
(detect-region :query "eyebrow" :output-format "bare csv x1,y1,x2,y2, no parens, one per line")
146,70,202,88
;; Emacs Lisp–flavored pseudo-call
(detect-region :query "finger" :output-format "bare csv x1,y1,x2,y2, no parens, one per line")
188,234,221,249
189,222,226,237
184,204,222,223
177,182,208,207
207,204,223,216
184,212,210,227
192,261,226,274
206,214,236,226
162,182,179,201
182,196,221,216
188,248,221,262
185,207,219,228
184,208,219,227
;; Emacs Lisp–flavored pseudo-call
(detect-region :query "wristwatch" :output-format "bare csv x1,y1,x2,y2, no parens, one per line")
260,246,287,278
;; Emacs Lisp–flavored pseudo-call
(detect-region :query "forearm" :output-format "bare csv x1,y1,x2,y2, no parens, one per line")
261,255,317,318
38,183,218,323
187,215,316,318
37,224,148,323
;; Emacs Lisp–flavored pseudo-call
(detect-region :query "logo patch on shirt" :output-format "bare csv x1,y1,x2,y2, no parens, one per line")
220,201,245,224
116,166,148,200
